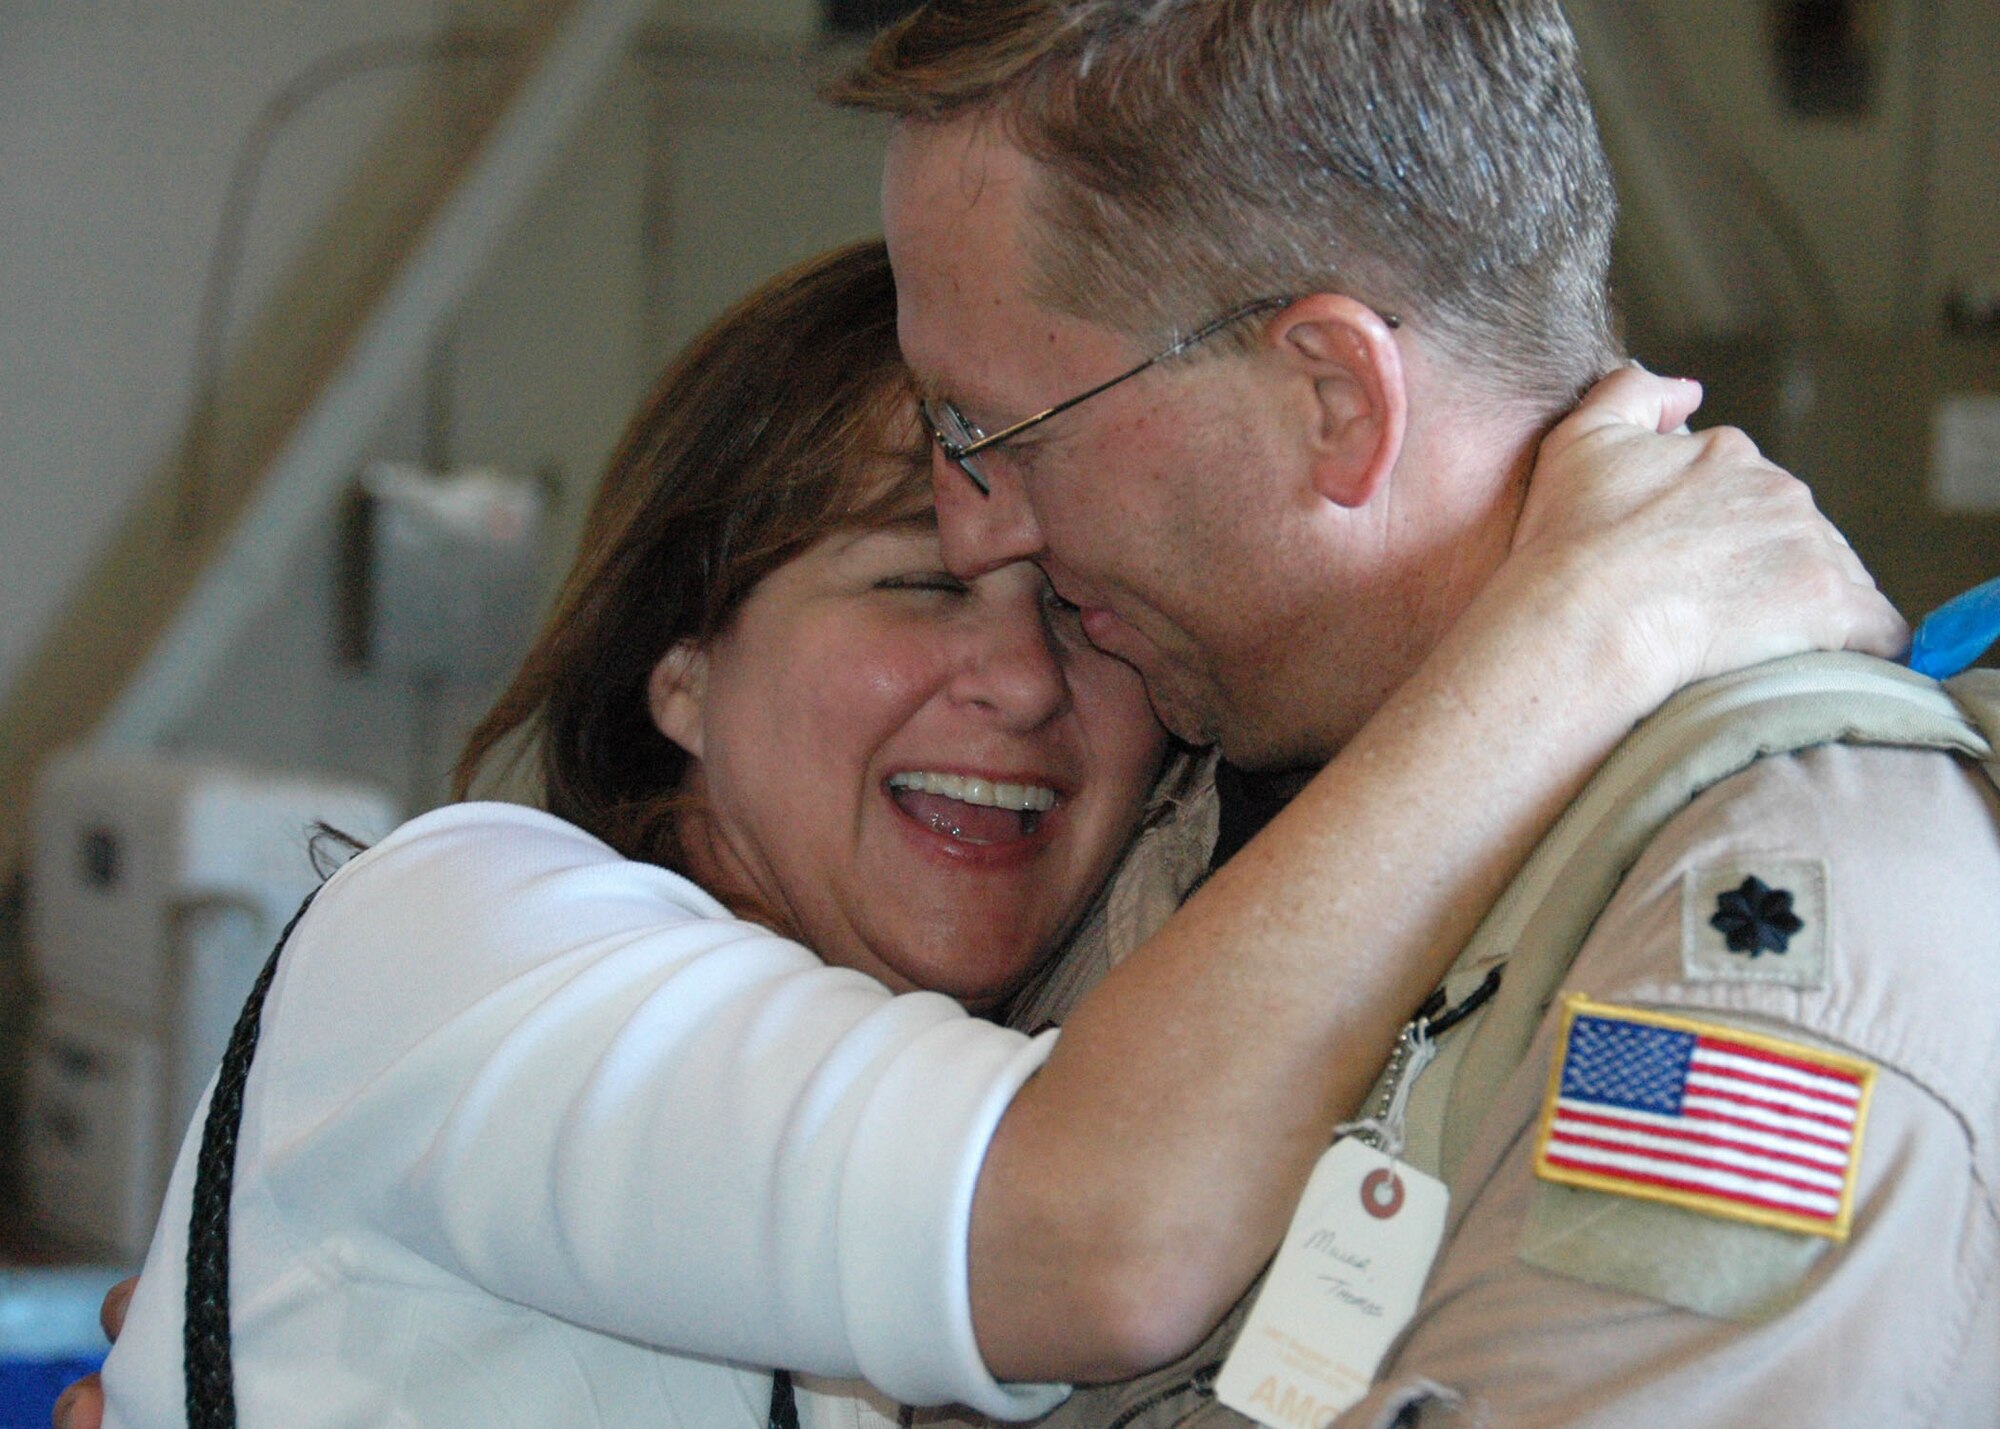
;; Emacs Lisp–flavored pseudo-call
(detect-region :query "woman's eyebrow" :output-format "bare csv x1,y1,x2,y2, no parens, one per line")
830,511,938,552
876,510,941,534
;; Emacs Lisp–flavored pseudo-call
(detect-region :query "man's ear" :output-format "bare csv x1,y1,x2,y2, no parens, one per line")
647,641,710,759
1267,294,1408,510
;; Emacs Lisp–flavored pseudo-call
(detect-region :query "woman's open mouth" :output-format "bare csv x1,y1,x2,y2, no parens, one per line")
886,771,1057,844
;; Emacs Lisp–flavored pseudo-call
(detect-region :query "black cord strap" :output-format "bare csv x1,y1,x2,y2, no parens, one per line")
767,1370,914,1426
767,1368,800,1429
184,889,320,1428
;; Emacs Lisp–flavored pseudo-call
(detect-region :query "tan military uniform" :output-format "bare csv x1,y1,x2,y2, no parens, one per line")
895,659,1997,1427
1337,740,2000,1426
1034,658,2000,1428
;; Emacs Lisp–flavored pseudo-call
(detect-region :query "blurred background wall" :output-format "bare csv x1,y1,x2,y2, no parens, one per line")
0,0,1995,1254
1,0,895,815
1584,0,2000,626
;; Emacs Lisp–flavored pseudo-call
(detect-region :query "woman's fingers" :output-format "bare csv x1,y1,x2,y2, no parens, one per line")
52,1376,104,1429
1552,363,1705,445
1510,369,1908,698
49,1276,137,1429
99,1277,136,1340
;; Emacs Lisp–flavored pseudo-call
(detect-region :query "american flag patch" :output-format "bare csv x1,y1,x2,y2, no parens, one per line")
1533,996,1874,1240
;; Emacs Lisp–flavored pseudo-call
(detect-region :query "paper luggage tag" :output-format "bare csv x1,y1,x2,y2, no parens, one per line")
1216,1140,1447,1428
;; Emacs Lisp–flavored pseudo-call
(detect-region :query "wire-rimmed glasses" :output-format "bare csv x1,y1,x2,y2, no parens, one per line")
920,297,1297,496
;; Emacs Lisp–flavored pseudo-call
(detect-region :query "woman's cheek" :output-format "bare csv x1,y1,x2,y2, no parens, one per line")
842,623,950,709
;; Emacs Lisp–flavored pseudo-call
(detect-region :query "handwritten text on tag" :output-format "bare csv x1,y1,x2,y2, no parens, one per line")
1216,1140,1447,1427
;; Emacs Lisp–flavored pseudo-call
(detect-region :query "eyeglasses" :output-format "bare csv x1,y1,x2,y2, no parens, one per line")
921,297,1295,496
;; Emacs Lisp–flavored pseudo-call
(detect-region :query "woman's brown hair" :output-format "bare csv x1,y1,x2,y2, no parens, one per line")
454,240,929,871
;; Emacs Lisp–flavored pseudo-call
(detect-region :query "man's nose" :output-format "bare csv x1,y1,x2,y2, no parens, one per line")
933,445,1047,579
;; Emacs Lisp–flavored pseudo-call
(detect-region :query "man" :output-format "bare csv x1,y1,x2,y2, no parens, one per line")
839,1,1999,1423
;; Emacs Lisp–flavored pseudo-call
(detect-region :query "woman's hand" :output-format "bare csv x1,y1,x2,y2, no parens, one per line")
1502,364,1907,713
50,1276,132,1429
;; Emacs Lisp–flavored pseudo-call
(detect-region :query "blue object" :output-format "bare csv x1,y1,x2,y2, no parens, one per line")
0,1268,128,1429
1908,575,2000,680
0,1354,104,1429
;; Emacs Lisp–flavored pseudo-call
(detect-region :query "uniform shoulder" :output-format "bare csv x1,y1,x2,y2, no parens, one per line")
1581,741,2000,1131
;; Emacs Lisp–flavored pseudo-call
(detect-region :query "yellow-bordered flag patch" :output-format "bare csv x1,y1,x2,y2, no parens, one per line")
1533,996,1874,1240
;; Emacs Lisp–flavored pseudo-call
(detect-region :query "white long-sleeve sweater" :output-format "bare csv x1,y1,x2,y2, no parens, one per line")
101,802,1066,1427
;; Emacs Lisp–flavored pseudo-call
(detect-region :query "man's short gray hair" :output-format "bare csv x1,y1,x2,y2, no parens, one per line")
833,0,1625,411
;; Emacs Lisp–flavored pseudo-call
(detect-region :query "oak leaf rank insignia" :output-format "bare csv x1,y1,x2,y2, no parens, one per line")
1710,875,1804,957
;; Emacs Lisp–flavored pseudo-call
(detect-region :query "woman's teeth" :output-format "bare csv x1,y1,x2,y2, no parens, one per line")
886,772,1058,811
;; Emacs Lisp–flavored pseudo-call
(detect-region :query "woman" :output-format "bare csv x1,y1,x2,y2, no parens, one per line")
83,241,1891,1428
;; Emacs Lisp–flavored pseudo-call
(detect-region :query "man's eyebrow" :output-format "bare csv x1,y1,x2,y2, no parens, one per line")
907,370,1011,427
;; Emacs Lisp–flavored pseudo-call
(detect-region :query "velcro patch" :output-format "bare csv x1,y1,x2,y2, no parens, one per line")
1533,996,1874,1241
1681,860,1828,989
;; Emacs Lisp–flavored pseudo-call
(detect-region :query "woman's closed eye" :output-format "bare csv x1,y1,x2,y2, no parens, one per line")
878,570,970,596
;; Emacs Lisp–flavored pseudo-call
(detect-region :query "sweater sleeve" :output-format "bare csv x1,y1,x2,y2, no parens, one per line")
251,803,1068,1418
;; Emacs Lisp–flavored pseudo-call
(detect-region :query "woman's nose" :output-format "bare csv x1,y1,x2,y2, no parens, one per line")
950,601,1071,730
